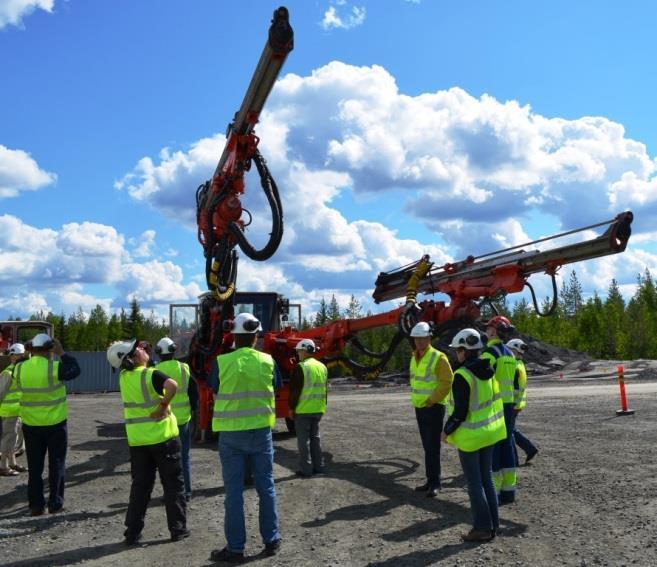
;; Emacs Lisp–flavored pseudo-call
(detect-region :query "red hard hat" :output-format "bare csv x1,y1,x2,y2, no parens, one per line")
485,315,512,330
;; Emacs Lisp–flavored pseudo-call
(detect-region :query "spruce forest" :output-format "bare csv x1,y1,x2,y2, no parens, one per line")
13,269,657,368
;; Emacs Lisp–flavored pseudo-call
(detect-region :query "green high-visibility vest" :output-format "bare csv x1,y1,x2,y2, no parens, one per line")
212,348,275,432
0,363,20,418
482,339,517,404
120,367,179,447
155,360,192,425
514,359,527,410
16,357,67,426
410,346,450,408
295,358,328,415
446,367,506,452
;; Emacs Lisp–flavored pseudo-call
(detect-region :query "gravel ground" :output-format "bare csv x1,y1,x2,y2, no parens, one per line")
1,374,656,567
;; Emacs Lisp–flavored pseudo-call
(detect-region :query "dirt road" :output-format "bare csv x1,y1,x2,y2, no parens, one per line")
1,378,655,566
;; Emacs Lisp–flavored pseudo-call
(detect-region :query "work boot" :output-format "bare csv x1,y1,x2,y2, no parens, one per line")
171,528,191,542
210,547,245,563
263,538,281,557
461,529,494,543
414,482,430,492
426,486,440,498
525,448,538,464
123,531,142,546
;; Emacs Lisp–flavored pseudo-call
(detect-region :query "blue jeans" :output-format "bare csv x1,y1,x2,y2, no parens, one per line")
458,446,499,532
178,421,192,499
218,428,280,553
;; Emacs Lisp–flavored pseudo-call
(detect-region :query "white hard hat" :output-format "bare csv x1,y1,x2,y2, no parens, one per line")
233,312,262,334
107,339,137,369
295,338,316,353
449,328,484,350
30,333,54,349
8,343,25,355
155,337,176,355
506,338,528,354
410,322,432,338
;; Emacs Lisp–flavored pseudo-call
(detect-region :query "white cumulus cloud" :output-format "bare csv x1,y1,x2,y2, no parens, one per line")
321,3,366,30
0,0,54,29
0,145,57,198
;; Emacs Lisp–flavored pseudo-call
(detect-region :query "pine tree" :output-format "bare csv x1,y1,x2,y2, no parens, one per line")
328,294,341,321
87,304,109,351
313,298,329,327
128,298,144,339
344,294,363,319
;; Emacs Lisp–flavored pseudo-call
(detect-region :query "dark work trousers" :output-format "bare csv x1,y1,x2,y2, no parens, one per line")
22,421,67,512
415,404,445,489
124,437,187,538
514,427,537,460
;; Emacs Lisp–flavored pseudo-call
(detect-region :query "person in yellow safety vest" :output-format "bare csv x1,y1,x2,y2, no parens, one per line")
16,334,80,516
481,315,518,505
288,338,328,477
0,343,29,476
409,321,454,498
107,339,189,545
506,338,538,465
209,312,282,563
444,328,506,543
155,336,197,502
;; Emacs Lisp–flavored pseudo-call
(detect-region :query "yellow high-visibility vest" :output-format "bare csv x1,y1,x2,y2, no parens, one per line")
155,360,192,425
514,359,527,410
447,367,506,452
212,348,275,432
16,357,67,426
482,339,517,404
120,367,178,447
410,347,450,408
295,358,327,414
0,363,20,418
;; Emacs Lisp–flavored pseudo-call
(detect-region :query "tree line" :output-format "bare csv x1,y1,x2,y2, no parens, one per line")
18,298,169,352
12,268,656,364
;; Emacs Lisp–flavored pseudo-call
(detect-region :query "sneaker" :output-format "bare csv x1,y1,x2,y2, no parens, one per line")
0,467,19,477
525,448,538,464
263,539,281,557
461,529,494,543
209,547,244,563
414,482,430,492
10,464,28,473
171,528,191,542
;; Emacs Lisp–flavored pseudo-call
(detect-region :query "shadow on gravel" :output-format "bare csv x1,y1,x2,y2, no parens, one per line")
3,538,171,567
271,444,527,564
0,509,127,538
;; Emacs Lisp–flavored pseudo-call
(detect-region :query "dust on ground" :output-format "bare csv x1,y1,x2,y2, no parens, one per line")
1,366,656,567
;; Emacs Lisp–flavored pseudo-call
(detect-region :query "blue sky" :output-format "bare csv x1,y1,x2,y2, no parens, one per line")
1,0,656,322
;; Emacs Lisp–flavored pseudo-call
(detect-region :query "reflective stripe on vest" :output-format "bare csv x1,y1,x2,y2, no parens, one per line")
514,360,527,410
0,364,21,417
447,367,506,452
120,367,178,447
410,347,449,408
155,360,192,425
296,358,328,414
212,348,275,432
16,358,67,426
482,341,517,404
